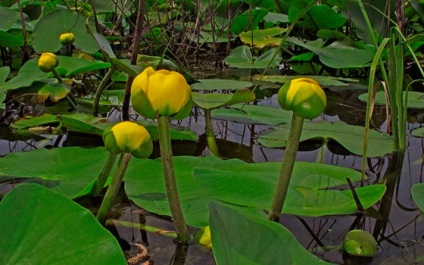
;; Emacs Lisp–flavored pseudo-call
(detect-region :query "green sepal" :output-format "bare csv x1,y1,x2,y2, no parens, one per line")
131,89,157,119
131,137,153,159
171,93,193,120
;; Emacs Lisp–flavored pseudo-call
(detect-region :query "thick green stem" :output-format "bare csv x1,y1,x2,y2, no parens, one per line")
51,68,63,83
268,112,304,222
97,152,132,224
157,116,190,242
204,109,219,157
92,152,118,197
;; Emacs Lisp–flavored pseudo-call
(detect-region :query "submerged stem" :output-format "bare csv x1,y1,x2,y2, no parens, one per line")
97,152,132,224
157,116,190,242
268,112,304,222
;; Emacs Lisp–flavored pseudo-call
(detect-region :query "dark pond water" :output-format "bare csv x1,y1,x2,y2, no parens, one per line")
0,75,423,265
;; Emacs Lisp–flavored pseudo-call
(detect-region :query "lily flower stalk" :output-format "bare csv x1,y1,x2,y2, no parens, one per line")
131,67,192,242
268,78,327,222
37,52,78,110
97,121,153,224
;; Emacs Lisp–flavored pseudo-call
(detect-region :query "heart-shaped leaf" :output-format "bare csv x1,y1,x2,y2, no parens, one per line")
0,184,126,265
209,202,333,265
259,120,394,157
193,89,255,110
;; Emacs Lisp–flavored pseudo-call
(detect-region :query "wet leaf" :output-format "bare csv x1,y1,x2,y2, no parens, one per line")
358,91,424,109
210,202,333,265
259,120,394,157
32,9,99,54
224,46,282,69
193,89,256,110
0,184,126,265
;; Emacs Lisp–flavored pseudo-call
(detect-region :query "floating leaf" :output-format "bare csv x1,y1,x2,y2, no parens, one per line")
0,184,126,265
358,91,424,109
56,56,111,76
212,104,292,125
209,202,333,265
0,147,108,198
412,183,424,212
254,75,358,86
192,89,255,110
191,79,252,91
195,162,386,216
259,120,393,157
125,156,385,228
37,82,70,103
224,46,282,69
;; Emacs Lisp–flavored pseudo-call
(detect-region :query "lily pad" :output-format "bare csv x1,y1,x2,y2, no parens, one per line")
191,79,252,91
212,104,292,125
12,113,197,141
224,46,282,69
258,120,393,157
194,162,386,216
358,91,424,109
254,75,358,86
412,183,424,212
0,184,126,265
192,89,256,110
32,9,99,54
210,202,333,265
0,147,109,199
125,156,385,228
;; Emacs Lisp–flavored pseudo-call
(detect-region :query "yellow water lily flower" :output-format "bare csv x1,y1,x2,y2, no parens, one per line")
103,121,153,159
277,78,327,119
131,67,192,119
37,53,59,73
59,32,75,45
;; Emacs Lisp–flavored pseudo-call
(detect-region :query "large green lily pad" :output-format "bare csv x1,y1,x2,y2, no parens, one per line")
212,104,292,125
125,156,385,227
210,202,333,265
0,147,109,199
358,91,424,109
32,9,99,53
194,161,386,216
239,27,287,49
224,46,282,69
192,89,256,110
0,184,126,265
259,120,394,157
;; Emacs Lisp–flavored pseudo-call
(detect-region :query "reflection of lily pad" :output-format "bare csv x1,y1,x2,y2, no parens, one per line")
259,120,393,157
358,91,424,109
239,27,287,49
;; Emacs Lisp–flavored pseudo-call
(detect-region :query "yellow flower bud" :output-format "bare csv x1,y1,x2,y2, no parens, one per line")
193,226,212,249
37,53,59,73
103,121,153,159
131,67,192,119
59,32,75,45
277,78,327,119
